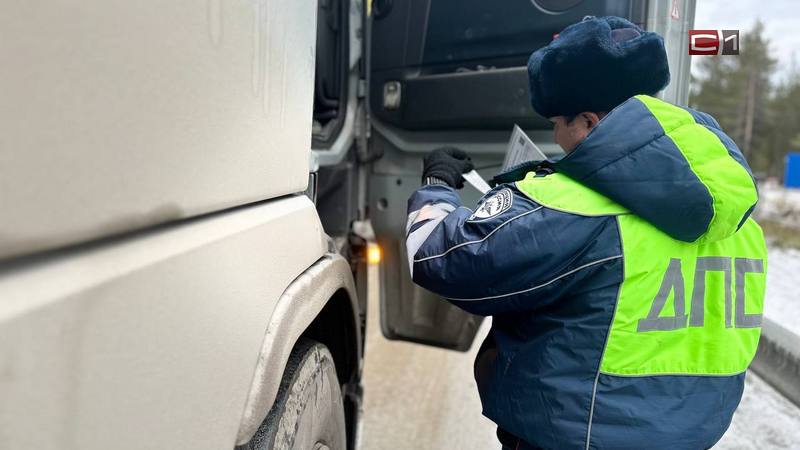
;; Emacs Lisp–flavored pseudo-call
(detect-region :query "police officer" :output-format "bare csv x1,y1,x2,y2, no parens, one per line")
405,16,766,450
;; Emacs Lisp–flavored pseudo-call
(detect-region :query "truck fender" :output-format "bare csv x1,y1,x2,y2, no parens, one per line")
235,252,360,445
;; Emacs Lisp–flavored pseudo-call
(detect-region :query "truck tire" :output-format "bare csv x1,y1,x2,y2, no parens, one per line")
241,338,347,450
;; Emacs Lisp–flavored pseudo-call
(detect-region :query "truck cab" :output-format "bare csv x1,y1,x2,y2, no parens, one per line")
0,1,694,449
315,0,695,352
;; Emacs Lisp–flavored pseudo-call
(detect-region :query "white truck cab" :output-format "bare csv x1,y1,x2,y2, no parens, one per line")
0,1,694,449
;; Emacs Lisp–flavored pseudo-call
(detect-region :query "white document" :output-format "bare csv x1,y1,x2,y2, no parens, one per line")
503,124,547,170
462,169,491,194
461,125,546,194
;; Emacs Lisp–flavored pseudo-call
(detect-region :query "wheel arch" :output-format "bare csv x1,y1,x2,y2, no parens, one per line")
300,287,361,388
234,252,361,446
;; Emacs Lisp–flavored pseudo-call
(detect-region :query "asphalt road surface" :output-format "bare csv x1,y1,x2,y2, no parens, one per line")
360,266,800,450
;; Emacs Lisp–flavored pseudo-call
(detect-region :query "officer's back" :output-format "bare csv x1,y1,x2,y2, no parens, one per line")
405,16,766,450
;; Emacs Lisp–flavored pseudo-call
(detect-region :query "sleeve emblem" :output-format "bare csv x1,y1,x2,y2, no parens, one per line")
469,188,513,221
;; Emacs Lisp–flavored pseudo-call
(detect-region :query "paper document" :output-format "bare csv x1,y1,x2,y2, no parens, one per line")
462,169,491,194
503,124,547,170
461,125,546,194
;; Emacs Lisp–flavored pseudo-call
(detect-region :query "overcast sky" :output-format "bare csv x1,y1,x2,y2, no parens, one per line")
692,0,800,82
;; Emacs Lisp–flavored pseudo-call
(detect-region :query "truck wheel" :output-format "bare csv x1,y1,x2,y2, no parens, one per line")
242,338,347,450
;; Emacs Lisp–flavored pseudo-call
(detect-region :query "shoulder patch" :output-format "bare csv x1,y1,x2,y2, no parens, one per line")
469,188,513,221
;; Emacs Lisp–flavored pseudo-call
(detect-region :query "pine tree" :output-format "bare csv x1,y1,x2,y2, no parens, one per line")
690,53,740,132
766,71,800,178
690,20,776,175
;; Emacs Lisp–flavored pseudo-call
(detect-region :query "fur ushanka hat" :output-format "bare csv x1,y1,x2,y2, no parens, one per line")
527,16,670,118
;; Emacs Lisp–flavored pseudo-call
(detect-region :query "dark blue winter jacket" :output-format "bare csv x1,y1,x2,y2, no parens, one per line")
405,95,767,450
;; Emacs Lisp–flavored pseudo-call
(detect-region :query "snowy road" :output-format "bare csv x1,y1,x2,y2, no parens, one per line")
360,263,800,449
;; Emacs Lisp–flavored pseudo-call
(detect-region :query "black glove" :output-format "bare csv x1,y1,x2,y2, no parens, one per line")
422,147,474,189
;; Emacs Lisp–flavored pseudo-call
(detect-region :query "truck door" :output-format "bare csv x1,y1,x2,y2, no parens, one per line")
367,0,694,350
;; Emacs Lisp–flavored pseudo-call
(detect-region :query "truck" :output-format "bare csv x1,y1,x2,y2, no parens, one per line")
0,0,695,448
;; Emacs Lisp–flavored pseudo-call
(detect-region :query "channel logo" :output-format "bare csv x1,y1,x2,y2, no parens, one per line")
689,30,740,55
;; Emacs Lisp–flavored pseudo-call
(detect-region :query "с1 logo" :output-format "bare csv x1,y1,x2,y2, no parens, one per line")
689,30,739,55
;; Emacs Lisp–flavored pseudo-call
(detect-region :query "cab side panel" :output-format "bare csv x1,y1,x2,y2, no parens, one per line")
0,0,316,259
0,197,326,450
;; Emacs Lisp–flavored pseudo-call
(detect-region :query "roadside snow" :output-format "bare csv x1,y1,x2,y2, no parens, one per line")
756,184,800,227
706,186,800,449
765,246,800,336
715,371,800,449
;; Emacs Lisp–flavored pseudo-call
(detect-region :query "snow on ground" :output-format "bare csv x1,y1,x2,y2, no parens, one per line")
716,372,800,449
765,246,800,336
754,183,800,335
756,184,800,228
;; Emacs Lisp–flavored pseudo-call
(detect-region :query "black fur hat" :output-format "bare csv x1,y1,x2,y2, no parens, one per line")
527,16,670,118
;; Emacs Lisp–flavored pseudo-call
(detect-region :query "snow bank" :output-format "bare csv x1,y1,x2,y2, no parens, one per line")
716,372,800,449
765,247,800,336
755,184,800,228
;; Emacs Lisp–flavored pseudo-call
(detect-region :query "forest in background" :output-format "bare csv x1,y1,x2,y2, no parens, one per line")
690,21,799,180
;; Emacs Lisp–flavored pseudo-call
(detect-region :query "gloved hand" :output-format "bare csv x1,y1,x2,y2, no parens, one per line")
422,147,474,189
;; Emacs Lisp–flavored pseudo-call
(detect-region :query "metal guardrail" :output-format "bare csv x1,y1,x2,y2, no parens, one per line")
750,317,800,408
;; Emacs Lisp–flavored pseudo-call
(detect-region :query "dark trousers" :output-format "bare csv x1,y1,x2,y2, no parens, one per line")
497,428,543,450
497,428,521,450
